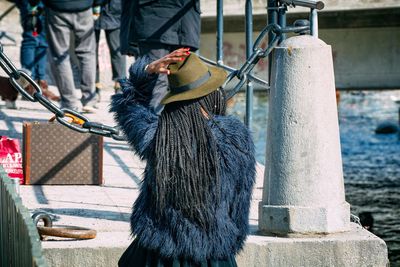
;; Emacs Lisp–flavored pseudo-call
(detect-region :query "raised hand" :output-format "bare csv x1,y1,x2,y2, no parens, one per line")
145,48,191,75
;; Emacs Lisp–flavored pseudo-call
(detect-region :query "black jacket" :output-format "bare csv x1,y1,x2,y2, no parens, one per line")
120,0,201,55
94,0,121,30
42,0,104,12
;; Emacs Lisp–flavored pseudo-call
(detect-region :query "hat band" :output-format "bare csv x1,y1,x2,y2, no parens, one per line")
170,71,211,94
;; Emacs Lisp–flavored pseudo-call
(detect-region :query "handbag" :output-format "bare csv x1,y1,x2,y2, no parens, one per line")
0,136,24,184
23,122,104,185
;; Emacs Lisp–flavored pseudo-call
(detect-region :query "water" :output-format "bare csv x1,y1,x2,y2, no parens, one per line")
228,90,400,265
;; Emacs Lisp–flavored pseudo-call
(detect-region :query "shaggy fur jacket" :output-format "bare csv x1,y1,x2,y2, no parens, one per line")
110,57,256,263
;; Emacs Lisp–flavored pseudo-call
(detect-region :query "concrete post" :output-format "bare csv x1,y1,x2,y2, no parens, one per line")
259,35,350,234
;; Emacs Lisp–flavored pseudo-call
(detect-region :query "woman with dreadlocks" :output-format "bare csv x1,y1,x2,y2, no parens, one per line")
111,48,256,267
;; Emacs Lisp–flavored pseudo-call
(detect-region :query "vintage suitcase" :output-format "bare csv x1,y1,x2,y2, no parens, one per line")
23,122,103,185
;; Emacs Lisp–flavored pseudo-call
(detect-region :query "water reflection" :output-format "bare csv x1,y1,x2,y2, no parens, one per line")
228,89,400,265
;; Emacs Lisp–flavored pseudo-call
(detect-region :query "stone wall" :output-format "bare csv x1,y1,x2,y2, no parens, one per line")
200,27,400,89
200,0,400,17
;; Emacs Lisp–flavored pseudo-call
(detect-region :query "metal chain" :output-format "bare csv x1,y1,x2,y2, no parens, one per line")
0,44,126,141
208,22,309,99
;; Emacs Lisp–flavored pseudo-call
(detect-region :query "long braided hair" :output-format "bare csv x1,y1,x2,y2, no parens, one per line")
151,88,227,229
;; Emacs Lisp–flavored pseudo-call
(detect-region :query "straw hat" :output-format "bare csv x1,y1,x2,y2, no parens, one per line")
161,53,227,105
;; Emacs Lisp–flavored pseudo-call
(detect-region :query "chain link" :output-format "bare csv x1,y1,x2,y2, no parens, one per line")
0,43,126,141
200,22,309,99
221,24,300,99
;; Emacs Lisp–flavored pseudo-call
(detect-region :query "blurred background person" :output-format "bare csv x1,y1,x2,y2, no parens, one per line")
15,0,60,105
41,0,103,113
120,0,201,114
94,0,126,99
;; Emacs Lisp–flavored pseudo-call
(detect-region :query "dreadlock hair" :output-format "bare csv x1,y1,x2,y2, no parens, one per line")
151,88,227,230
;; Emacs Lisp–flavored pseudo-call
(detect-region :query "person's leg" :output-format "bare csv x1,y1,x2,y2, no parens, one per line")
34,24,60,101
94,28,102,101
105,28,126,89
34,20,48,81
138,42,180,114
95,29,101,85
72,9,96,110
20,31,38,78
45,8,79,109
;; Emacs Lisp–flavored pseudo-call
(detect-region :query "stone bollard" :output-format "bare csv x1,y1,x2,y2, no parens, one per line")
259,35,350,234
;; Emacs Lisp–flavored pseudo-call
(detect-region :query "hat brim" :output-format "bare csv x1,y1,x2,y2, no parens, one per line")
161,66,227,105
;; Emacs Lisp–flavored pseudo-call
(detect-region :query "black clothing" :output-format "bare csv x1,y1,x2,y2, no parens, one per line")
120,0,137,56
95,28,126,81
120,0,201,55
94,0,121,30
119,239,238,267
42,0,104,12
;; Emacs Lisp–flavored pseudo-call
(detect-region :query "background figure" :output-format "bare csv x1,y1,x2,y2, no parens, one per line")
120,0,201,113
94,0,126,97
15,0,60,105
42,0,103,113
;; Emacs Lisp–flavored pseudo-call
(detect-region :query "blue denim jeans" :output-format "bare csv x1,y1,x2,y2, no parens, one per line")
17,0,47,80
20,23,47,81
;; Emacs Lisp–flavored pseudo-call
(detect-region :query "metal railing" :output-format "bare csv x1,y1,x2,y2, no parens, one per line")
0,168,47,267
209,0,324,127
0,0,324,136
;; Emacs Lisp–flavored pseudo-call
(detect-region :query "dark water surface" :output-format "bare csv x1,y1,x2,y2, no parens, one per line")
229,90,400,265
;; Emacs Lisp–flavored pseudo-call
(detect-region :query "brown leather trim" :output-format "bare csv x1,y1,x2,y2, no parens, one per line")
98,136,104,185
22,122,32,185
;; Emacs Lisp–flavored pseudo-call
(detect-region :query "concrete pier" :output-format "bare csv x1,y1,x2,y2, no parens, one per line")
259,35,350,234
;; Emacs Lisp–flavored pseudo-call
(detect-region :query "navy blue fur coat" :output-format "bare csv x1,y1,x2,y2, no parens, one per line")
110,57,256,263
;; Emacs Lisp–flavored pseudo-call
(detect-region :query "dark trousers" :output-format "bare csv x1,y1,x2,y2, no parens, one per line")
95,28,126,83
138,42,182,114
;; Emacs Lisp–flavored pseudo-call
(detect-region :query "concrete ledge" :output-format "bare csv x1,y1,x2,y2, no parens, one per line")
239,223,388,267
42,232,129,267
259,203,351,234
42,224,387,267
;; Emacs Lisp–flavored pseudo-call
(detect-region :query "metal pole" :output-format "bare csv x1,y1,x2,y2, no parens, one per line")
216,0,224,64
310,8,318,37
245,0,254,128
278,6,287,42
267,0,278,84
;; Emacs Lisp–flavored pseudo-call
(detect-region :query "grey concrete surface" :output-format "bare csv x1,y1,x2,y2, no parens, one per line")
40,224,389,267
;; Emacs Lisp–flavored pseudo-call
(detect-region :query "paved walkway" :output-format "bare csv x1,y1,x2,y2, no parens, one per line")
0,86,265,254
